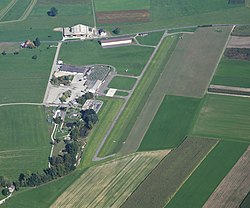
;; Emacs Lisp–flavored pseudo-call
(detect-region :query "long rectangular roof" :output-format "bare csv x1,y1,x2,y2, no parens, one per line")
60,65,89,74
100,36,133,43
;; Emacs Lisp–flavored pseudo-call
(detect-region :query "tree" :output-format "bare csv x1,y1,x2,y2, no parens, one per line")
1,51,6,55
2,188,10,196
47,7,58,17
32,55,37,59
112,27,120,35
53,116,62,124
33,37,41,47
65,141,79,156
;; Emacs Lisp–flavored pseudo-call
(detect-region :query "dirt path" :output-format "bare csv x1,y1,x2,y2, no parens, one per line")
0,102,43,107
0,0,17,21
203,145,250,208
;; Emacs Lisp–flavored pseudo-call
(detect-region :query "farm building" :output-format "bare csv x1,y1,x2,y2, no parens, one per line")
59,64,90,74
63,24,96,39
89,80,102,93
99,37,133,48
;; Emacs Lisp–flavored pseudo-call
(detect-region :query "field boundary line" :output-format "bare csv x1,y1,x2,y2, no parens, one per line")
204,25,235,97
0,0,37,24
0,102,43,107
19,0,37,21
0,0,17,21
207,91,250,98
163,139,220,206
91,0,97,28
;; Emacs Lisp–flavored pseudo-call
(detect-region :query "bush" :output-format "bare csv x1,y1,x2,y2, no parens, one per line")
32,55,37,59
47,7,58,17
1,51,6,55
112,27,120,35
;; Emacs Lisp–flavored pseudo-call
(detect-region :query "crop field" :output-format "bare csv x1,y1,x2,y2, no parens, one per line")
0,0,93,41
0,0,12,11
52,150,169,208
0,0,31,22
232,25,250,36
59,41,153,76
121,137,218,208
136,31,164,46
246,0,250,7
241,193,250,208
94,0,150,12
160,26,232,98
165,141,248,208
0,0,16,21
192,94,250,143
203,146,250,208
0,44,56,104
115,91,129,96
138,96,201,151
98,35,180,157
0,105,50,179
211,58,250,88
108,76,137,91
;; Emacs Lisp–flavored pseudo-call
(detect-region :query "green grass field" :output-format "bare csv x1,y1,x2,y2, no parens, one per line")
0,105,50,179
94,0,150,12
121,137,218,208
80,97,124,169
192,94,250,143
211,58,250,88
52,151,167,208
98,35,179,157
0,44,56,104
59,41,153,76
160,26,232,98
2,170,83,208
0,0,12,11
115,91,129,96
136,31,164,46
1,0,31,21
165,141,248,208
0,0,93,41
108,76,137,90
138,96,201,151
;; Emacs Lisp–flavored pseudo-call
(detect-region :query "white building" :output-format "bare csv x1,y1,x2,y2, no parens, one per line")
63,24,96,40
89,80,102,94
99,37,133,48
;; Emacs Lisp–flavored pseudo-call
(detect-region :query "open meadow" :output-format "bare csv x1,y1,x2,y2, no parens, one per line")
136,31,164,46
161,26,232,98
98,35,179,157
0,105,50,179
108,76,137,91
165,141,248,208
0,0,93,41
51,150,169,208
192,94,250,143
0,44,55,104
59,41,153,76
211,58,250,88
138,96,201,151
121,137,218,208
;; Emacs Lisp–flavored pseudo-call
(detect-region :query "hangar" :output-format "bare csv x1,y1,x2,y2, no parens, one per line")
99,37,133,48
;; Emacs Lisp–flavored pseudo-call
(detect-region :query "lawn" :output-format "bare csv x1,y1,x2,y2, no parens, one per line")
161,26,232,98
211,58,250,88
98,35,179,157
0,44,56,104
59,41,153,76
1,0,31,21
192,94,250,143
136,31,164,46
2,169,83,208
52,150,168,208
138,96,201,151
108,76,137,90
121,137,218,208
94,0,150,12
0,0,93,41
0,105,50,179
165,141,248,208
115,91,129,96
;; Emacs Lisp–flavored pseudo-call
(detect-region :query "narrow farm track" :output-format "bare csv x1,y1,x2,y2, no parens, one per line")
51,151,169,208
0,0,37,24
0,102,43,107
0,0,17,21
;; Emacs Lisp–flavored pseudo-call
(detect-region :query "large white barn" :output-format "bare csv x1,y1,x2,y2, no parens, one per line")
63,24,96,40
99,37,133,48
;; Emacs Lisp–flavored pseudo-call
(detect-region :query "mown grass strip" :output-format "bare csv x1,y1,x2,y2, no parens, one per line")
98,34,180,157
165,141,248,208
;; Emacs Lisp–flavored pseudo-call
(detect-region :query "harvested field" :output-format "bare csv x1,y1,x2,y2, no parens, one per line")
166,141,248,208
203,145,250,208
161,26,232,98
96,10,149,24
192,94,250,143
51,150,169,208
224,48,250,61
227,36,250,48
121,137,218,208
